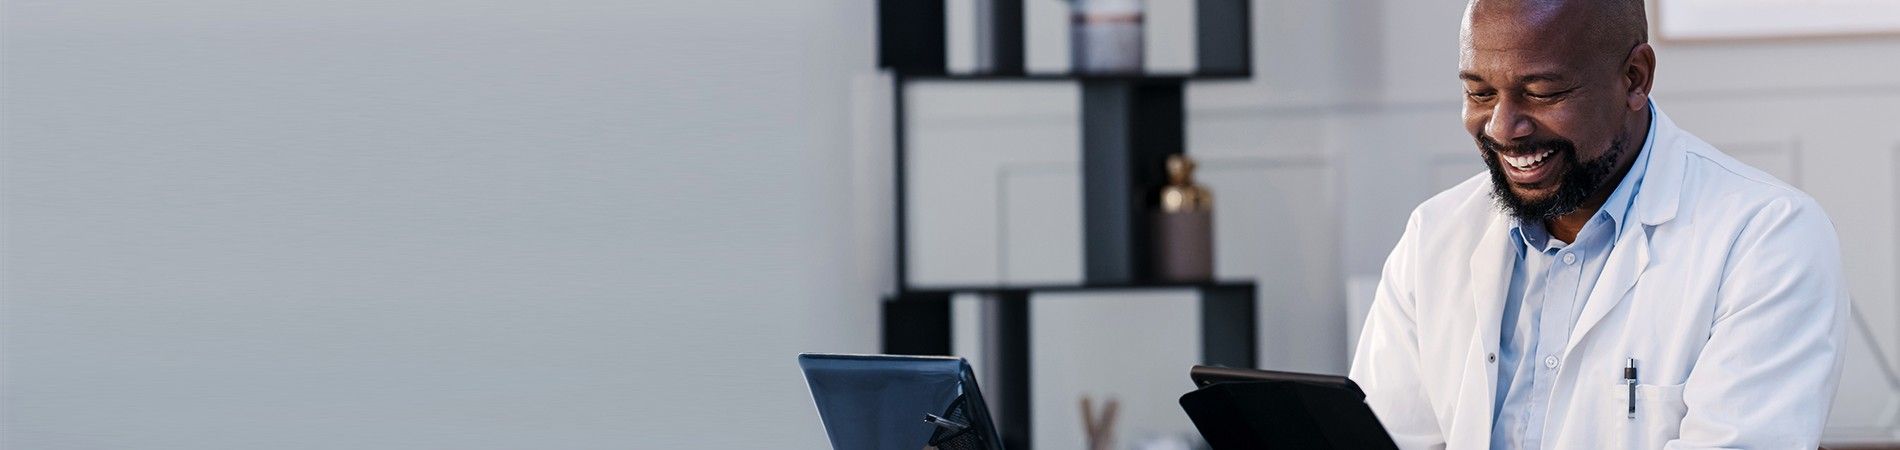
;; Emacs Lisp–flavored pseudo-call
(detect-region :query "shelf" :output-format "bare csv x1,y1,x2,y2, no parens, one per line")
896,279,1254,297
876,2,1256,448
896,71,1253,83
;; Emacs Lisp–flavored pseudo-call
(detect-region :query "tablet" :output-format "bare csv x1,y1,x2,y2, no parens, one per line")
1180,365,1398,450
1189,364,1362,391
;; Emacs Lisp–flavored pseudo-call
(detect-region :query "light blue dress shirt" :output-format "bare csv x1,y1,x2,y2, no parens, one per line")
1490,105,1657,450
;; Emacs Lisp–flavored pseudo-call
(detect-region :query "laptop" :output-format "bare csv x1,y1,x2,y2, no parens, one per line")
798,353,1004,450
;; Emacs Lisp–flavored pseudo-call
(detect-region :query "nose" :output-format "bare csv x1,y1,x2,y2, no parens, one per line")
1484,99,1534,145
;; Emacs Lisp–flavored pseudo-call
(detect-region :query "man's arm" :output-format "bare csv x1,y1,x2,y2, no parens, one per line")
1350,210,1447,450
1667,195,1849,449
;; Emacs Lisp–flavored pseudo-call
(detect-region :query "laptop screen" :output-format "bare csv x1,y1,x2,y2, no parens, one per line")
798,353,1003,450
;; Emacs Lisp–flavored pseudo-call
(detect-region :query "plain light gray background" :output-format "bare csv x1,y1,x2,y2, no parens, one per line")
5,0,1898,448
3,1,875,448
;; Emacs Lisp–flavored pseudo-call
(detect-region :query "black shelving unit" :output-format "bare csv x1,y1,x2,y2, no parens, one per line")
876,2,1255,449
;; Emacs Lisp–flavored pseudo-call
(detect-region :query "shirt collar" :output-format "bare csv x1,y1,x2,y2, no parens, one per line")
1508,101,1658,251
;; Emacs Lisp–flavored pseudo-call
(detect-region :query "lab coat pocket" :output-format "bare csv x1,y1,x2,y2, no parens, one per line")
1610,383,1687,449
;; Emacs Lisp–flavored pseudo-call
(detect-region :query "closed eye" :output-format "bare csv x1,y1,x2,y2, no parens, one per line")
1527,89,1573,101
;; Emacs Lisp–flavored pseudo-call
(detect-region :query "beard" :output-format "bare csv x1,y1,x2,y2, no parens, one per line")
1480,134,1628,221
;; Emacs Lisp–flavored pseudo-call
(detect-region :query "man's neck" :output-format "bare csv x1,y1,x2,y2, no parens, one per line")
1543,107,1653,243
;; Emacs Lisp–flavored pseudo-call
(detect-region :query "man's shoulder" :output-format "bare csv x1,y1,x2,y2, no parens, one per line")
1671,132,1826,226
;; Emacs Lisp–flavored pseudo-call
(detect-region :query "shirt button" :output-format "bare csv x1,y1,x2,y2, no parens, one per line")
1562,253,1577,265
1487,353,1497,364
1544,355,1560,368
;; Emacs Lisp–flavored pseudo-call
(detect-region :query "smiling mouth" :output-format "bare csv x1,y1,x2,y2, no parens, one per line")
1501,148,1556,171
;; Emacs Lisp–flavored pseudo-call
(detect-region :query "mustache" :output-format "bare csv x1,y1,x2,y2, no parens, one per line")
1476,135,1578,157
1479,132,1629,221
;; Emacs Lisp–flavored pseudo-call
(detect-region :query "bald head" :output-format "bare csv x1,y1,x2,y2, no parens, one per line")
1464,0,1648,65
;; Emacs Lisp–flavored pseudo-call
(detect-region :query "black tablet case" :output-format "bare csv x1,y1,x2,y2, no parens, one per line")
1179,377,1399,449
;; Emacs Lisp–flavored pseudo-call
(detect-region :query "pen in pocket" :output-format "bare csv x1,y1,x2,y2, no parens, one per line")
1624,358,1638,420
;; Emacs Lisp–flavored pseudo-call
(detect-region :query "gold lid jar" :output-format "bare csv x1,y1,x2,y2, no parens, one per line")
1159,154,1212,212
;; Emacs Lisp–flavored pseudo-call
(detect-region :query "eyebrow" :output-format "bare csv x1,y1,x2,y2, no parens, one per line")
1458,71,1569,84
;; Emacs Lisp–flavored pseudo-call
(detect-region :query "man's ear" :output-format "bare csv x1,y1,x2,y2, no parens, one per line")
1624,43,1656,111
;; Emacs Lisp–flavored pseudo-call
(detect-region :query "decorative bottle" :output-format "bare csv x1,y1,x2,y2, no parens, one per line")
1154,154,1213,281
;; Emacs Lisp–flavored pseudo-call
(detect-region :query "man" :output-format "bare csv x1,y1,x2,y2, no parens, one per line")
1348,1,1849,449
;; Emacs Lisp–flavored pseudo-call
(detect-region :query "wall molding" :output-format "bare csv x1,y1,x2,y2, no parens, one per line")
1195,154,1333,170
906,82,1900,126
1714,137,1804,186
1823,143,1900,442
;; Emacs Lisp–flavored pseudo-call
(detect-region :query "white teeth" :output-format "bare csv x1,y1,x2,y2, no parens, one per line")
1503,149,1555,170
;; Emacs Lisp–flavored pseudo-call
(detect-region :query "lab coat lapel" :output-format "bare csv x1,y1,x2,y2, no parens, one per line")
1563,103,1686,355
1565,225,1651,354
1469,211,1514,404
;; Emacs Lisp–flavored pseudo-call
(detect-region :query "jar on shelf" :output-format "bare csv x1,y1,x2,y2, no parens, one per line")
1154,154,1214,281
1069,0,1144,73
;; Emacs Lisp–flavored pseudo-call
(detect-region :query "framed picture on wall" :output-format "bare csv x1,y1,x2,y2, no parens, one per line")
1657,0,1900,41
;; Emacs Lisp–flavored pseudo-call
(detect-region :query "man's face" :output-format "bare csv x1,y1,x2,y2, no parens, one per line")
1460,8,1634,220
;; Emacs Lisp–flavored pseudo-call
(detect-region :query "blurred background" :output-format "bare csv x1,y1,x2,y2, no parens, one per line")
2,0,1896,448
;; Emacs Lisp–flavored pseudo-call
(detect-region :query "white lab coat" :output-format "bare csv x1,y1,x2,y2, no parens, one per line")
1349,104,1849,450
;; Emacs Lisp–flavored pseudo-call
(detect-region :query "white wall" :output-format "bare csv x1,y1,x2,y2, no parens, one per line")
902,0,1900,447
1,1,878,448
